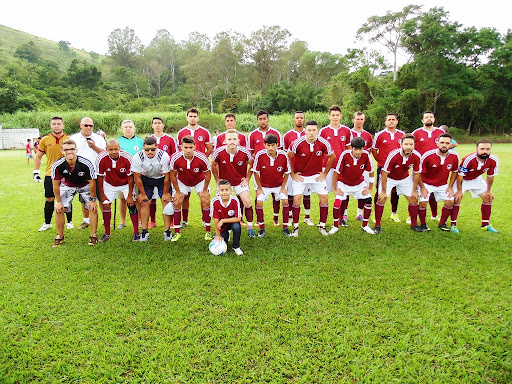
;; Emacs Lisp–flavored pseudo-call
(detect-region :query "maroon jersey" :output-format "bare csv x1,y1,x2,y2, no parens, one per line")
169,150,210,187
458,153,499,181
177,126,212,155
151,134,178,158
212,146,253,186
382,149,421,180
420,149,459,186
335,150,373,186
350,129,373,151
290,136,333,177
282,129,305,151
412,127,445,154
252,149,290,188
319,125,351,160
248,128,282,154
211,195,241,232
215,132,247,149
372,129,405,167
95,150,132,187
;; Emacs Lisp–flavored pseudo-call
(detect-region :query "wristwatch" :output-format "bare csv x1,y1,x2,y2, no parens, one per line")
90,197,98,202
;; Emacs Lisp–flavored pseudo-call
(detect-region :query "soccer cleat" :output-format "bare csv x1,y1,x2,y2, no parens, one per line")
139,232,150,242
411,225,424,232
438,224,450,232
361,226,376,235
328,226,339,235
180,221,188,228
420,224,431,232
39,223,52,232
450,225,460,234
164,231,173,241
204,232,213,241
374,226,382,234
273,218,279,227
390,213,401,222
258,229,266,238
340,220,348,228
356,215,363,222
78,222,90,230
117,223,127,229
342,214,348,222
171,233,182,242
99,234,110,242
148,221,157,229
233,247,244,256
318,227,329,236
431,216,440,221
66,222,74,230
132,233,141,242
406,216,411,224
481,224,499,233
248,229,256,238
88,234,99,245
282,228,291,237
52,235,65,247
303,217,315,226
291,227,299,237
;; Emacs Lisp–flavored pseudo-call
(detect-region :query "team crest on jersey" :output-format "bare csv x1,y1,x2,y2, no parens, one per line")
237,161,244,166
446,164,452,170
316,150,323,156
78,172,85,176
341,136,346,141
198,136,204,141
360,164,365,169
193,167,199,173
277,166,283,172
163,145,168,151
120,168,126,173
228,209,235,216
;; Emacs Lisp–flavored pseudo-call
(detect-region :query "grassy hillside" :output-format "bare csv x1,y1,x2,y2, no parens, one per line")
0,24,103,69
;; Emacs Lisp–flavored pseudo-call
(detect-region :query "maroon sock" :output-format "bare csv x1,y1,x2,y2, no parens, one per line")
375,203,384,226
439,206,452,226
182,209,189,222
292,205,300,225
391,188,399,213
288,196,293,210
245,206,253,223
481,203,492,227
362,203,372,227
130,213,139,235
340,199,349,215
202,208,211,232
256,206,264,225
282,204,289,228
102,209,111,235
333,199,341,227
319,204,328,227
451,204,460,226
419,206,427,225
173,209,181,233
303,195,311,210
408,204,419,227
150,200,156,223
429,193,438,217
358,199,365,209
273,199,280,221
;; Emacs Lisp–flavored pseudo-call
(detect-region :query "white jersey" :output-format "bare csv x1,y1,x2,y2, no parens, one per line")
69,131,106,164
131,149,170,179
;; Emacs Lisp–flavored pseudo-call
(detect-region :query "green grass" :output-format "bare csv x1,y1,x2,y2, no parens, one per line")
0,145,511,383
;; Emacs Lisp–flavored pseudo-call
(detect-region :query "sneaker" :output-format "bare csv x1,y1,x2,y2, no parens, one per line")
450,225,460,234
406,216,411,224
411,225,424,232
88,234,99,245
340,220,348,228
180,221,188,229
117,223,127,229
52,235,65,247
258,229,266,238
318,227,329,236
204,232,213,241
438,224,450,232
390,213,401,223
481,224,499,233
66,222,74,230
39,223,52,232
431,216,440,221
148,221,157,229
171,232,182,242
139,232,150,242
362,226,376,235
291,227,299,237
303,217,315,226
342,214,348,222
99,233,110,242
328,226,339,235
78,221,90,230
248,228,256,238
233,247,244,256
356,215,363,222
420,224,431,232
374,226,382,234
282,228,291,237
132,233,140,242
164,231,173,241
273,219,279,227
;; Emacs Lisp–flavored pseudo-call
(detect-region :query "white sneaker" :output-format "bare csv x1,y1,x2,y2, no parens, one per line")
164,231,173,241
291,227,299,237
139,232,150,242
318,227,329,236
38,223,52,232
233,247,244,256
431,216,440,221
362,226,376,234
66,222,74,229
328,226,339,235
406,216,412,224
303,217,315,226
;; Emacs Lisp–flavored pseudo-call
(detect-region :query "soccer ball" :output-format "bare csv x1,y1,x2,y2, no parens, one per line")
209,239,227,256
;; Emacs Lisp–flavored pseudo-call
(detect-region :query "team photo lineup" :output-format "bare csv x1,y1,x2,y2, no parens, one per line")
33,106,499,254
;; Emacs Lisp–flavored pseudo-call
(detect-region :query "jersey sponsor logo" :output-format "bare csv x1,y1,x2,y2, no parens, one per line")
62,169,69,174
193,167,200,173
432,164,437,168
78,172,85,176
383,140,388,143
316,150,323,156
228,209,235,216
300,153,306,156
222,160,227,164
107,168,111,171
420,138,425,141
262,165,266,169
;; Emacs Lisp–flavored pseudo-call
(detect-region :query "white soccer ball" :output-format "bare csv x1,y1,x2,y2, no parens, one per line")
209,239,227,256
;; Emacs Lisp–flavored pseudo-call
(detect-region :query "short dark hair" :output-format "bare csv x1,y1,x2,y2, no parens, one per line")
50,116,63,123
305,120,318,127
182,135,195,144
386,113,399,120
256,110,269,118
62,139,76,148
218,179,231,186
27,138,31,142
477,139,492,147
187,108,199,116
423,111,434,116
353,111,365,118
438,133,452,140
264,134,279,145
402,133,415,142
144,136,157,146
329,105,341,113
224,113,236,120
294,110,304,115
351,136,365,149
152,117,164,124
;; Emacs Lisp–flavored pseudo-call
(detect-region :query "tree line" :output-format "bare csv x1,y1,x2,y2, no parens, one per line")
1,5,511,133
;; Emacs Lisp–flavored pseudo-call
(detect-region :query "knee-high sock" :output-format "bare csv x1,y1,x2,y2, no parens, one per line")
408,204,419,227
256,206,265,229
173,209,181,233
429,193,438,217
303,195,311,218
288,196,294,218
272,197,280,221
391,188,399,213
292,205,300,226
362,202,372,227
238,195,245,220
282,204,289,228
44,201,54,224
481,203,492,227
202,208,211,232
439,205,452,226
66,204,72,223
375,203,384,227
319,204,328,228
102,209,111,235
150,200,157,223
182,208,189,222
245,206,253,224
333,199,341,228
419,206,427,225
130,212,139,235
451,204,460,226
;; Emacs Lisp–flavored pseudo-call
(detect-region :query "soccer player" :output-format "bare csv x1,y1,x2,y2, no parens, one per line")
372,113,405,222
412,111,445,221
211,129,255,238
418,133,460,233
96,139,138,242
454,139,499,233
69,117,106,230
211,179,244,256
33,116,73,231
26,139,33,164
440,125,459,150
214,114,248,149
169,136,212,242
331,136,375,234
282,111,313,226
131,137,173,242
51,140,98,247
253,134,291,237
374,134,422,233
288,120,335,236
350,111,373,221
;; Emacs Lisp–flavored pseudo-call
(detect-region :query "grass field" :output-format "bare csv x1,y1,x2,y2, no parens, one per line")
0,144,511,383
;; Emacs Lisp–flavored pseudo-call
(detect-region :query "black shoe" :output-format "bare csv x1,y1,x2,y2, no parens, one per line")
340,220,348,228
438,224,450,232
420,224,430,232
282,228,291,237
411,225,424,232
374,226,382,234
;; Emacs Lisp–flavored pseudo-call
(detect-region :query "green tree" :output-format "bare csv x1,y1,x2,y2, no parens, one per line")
14,41,41,63
107,27,142,68
66,59,101,88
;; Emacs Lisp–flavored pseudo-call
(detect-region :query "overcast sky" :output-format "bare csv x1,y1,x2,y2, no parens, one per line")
1,0,510,62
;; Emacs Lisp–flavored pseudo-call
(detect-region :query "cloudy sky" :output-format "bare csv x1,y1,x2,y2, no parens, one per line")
1,0,510,60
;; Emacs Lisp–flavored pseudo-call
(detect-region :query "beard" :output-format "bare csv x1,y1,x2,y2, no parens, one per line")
425,121,433,127
478,153,490,160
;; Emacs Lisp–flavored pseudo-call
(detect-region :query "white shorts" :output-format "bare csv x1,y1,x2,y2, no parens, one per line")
325,168,335,192
60,184,92,213
257,186,288,202
381,176,415,197
102,181,129,204
335,181,371,201
286,177,311,196
233,184,250,196
292,174,328,196
419,183,454,202
175,179,209,196
26,153,33,159
454,175,487,198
